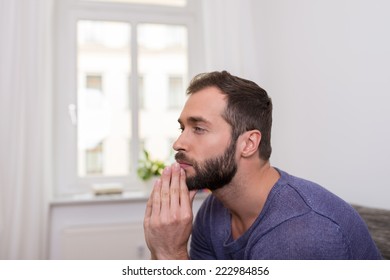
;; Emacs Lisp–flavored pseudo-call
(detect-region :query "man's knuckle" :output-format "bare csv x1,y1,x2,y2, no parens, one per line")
182,213,192,222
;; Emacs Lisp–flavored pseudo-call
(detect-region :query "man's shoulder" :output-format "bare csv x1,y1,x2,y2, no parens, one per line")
275,169,354,218
248,169,382,259
274,169,370,235
248,211,350,259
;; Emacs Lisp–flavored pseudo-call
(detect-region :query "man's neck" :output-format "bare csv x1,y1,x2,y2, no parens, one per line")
212,162,280,240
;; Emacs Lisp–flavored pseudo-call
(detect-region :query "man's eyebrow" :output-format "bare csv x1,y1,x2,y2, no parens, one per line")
178,116,211,125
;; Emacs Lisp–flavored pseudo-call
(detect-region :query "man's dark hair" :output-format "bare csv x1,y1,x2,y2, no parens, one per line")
186,70,272,160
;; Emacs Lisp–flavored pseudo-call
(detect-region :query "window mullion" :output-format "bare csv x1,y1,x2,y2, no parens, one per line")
130,22,140,178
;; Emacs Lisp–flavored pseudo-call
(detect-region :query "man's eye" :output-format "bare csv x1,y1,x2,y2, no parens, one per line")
194,127,206,134
179,127,184,133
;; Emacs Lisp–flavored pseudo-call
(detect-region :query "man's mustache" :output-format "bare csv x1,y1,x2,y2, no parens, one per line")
174,152,194,166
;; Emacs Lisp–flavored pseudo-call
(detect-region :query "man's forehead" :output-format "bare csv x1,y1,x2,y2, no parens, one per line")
179,88,227,124
185,87,226,111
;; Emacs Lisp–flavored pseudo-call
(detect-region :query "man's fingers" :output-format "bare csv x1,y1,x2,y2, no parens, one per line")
170,163,181,209
160,166,171,216
144,190,153,219
179,168,194,211
151,179,162,217
144,165,194,260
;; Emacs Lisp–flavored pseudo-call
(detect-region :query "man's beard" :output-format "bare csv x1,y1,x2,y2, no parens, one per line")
174,140,237,191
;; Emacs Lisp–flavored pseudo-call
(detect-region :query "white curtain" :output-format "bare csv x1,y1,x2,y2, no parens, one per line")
201,0,264,81
0,0,53,259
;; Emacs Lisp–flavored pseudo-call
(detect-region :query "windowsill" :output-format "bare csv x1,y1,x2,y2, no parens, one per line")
50,189,210,206
50,190,150,206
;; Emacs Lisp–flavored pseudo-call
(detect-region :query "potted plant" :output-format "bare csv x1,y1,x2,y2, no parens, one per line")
137,150,166,192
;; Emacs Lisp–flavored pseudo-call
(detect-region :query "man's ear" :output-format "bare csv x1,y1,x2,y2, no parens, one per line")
240,130,261,158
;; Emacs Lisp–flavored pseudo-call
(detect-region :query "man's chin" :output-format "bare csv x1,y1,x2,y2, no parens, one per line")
185,176,203,191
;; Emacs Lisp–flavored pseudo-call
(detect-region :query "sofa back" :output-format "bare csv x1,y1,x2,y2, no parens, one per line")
352,204,390,259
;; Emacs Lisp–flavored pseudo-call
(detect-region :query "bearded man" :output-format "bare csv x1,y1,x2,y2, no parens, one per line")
143,71,382,260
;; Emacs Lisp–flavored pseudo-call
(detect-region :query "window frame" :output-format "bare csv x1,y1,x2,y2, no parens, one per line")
54,0,204,196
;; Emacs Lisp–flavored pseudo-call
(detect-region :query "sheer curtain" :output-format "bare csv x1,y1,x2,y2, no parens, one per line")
200,0,264,81
0,0,53,259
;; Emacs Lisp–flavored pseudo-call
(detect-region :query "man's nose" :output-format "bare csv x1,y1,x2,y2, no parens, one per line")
172,131,187,152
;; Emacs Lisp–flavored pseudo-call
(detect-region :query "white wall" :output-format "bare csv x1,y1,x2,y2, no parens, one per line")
251,0,390,209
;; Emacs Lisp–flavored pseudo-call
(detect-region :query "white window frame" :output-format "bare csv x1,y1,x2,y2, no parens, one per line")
54,0,204,196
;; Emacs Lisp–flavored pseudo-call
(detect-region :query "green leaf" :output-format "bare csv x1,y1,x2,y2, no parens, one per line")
136,149,166,181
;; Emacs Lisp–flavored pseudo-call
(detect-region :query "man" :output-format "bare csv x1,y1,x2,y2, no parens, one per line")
143,71,382,259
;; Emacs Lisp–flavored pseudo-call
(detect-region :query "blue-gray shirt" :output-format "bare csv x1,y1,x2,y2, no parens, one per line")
190,169,382,259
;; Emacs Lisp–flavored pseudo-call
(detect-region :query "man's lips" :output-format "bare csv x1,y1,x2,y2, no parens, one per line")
176,160,192,169
175,152,194,170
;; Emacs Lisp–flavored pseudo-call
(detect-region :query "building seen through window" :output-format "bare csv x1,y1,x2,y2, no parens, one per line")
77,20,187,177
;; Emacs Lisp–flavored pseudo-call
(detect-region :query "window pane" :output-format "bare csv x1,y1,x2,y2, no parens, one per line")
168,76,184,109
82,0,186,7
77,20,131,177
138,24,187,162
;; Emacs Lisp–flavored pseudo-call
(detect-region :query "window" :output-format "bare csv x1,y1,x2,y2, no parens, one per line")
55,0,203,195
